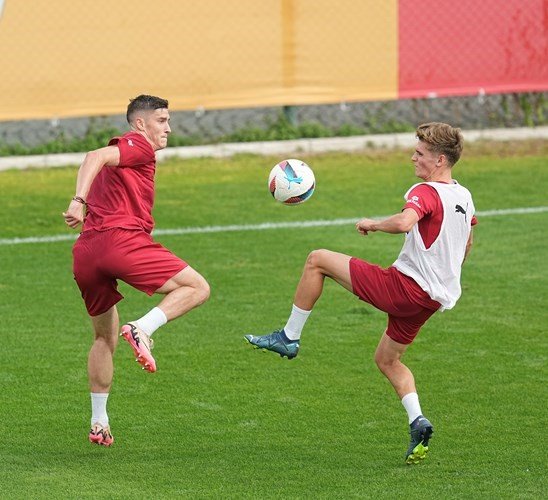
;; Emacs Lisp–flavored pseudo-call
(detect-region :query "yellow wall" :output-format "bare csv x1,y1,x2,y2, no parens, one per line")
0,0,397,120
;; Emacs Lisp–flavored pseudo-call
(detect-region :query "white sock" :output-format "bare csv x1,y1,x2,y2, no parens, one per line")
283,304,311,341
91,392,109,427
136,307,167,337
401,392,423,424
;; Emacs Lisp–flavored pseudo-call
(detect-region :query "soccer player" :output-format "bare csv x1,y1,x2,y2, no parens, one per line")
245,122,476,464
63,95,210,447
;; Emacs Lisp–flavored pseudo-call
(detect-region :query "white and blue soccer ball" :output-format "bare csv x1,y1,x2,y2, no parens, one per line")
268,159,315,205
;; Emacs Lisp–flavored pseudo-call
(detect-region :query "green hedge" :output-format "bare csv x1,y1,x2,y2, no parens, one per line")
0,113,416,157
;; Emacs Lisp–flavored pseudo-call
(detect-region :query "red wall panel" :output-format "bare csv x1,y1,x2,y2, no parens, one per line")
398,0,548,98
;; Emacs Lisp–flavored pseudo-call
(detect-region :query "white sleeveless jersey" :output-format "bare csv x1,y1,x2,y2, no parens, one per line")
393,181,475,311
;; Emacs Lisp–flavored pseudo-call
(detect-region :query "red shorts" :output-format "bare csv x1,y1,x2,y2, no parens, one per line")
73,228,188,316
349,257,440,344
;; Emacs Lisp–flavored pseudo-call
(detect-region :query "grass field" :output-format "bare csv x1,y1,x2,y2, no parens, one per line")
1,141,547,498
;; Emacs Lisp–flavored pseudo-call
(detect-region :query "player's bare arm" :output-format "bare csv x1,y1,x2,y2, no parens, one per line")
63,146,120,228
356,208,419,236
463,229,474,263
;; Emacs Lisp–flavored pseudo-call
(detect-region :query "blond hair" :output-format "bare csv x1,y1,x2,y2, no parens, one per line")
416,122,464,166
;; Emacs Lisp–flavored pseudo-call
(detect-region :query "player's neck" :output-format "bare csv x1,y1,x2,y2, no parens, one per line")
428,175,453,183
421,169,453,183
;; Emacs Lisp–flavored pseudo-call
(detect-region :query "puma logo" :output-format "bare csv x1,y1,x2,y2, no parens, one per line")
455,204,468,222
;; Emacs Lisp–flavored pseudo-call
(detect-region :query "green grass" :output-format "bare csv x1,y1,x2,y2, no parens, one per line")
1,143,547,498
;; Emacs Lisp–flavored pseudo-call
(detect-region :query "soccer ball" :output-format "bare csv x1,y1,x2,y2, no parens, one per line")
268,159,315,205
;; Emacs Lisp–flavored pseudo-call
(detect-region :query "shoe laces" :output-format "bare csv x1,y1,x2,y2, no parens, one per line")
139,333,154,351
91,423,111,437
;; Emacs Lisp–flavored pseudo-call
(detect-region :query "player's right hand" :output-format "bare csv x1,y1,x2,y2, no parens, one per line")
63,199,85,229
356,218,377,236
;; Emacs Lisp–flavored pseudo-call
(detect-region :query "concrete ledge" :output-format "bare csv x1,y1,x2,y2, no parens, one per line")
1,126,547,171
0,152,86,171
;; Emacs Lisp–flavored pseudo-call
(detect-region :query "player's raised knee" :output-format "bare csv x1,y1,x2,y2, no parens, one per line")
374,349,392,373
194,277,211,306
306,249,331,268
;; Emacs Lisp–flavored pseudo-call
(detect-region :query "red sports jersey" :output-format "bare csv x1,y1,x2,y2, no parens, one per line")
83,131,156,233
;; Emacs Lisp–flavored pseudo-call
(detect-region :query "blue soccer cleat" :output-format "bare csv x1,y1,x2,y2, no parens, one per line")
244,329,300,359
405,415,434,464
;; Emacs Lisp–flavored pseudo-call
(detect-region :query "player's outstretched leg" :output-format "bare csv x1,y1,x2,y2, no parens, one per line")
244,329,300,359
405,415,433,464
89,423,114,447
120,322,156,372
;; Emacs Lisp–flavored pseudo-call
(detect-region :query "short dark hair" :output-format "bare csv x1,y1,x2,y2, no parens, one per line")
126,94,169,124
416,122,464,166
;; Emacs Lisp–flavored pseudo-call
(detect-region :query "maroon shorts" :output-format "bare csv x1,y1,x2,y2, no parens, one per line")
73,228,188,316
349,257,440,344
